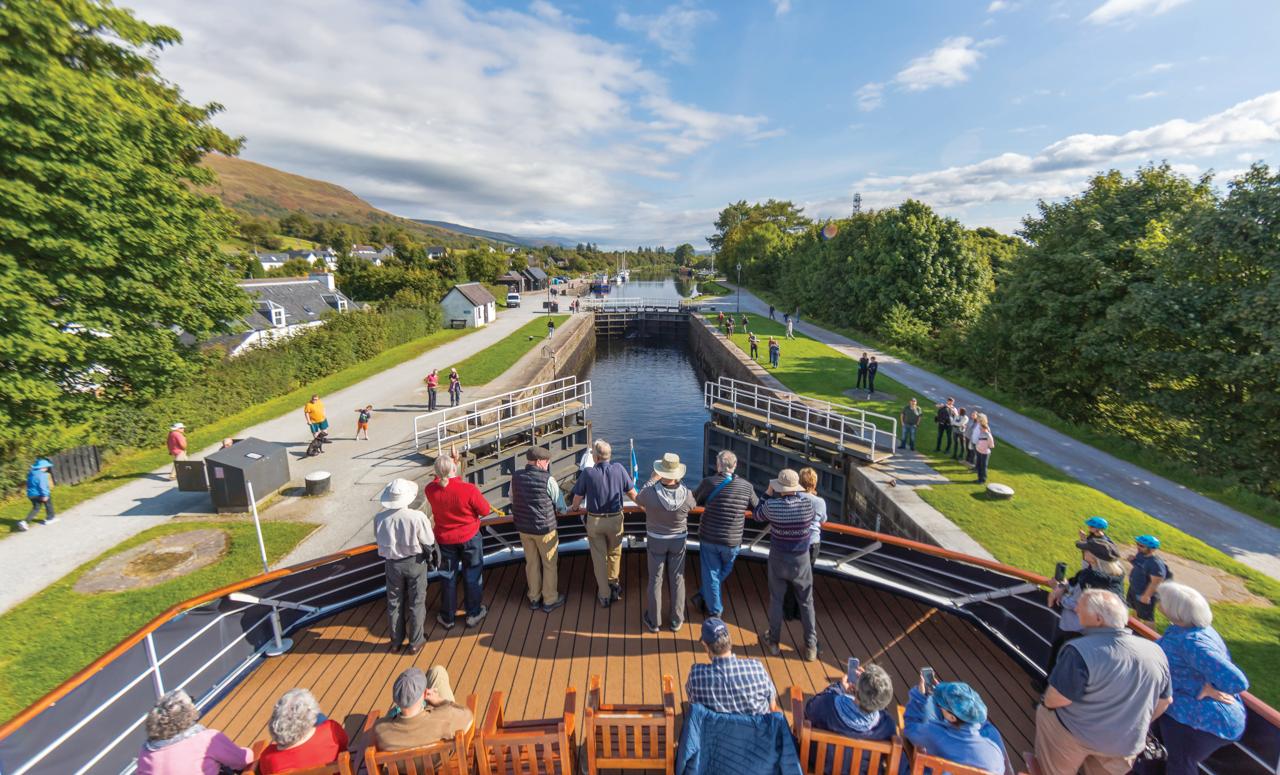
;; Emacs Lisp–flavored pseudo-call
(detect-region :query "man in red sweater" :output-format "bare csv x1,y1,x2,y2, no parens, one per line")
425,453,494,629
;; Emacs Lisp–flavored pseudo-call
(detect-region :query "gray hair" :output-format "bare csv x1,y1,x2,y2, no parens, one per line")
716,450,738,473
434,455,457,479
1158,581,1213,629
855,663,894,712
145,690,200,742
1094,557,1127,578
1079,589,1128,629
593,439,612,461
706,632,732,656
268,688,321,748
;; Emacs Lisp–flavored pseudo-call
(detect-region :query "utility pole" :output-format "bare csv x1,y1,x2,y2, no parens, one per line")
736,262,742,315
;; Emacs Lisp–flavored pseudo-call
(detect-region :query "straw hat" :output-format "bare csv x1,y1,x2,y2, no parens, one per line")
769,468,804,494
379,478,418,509
653,452,686,481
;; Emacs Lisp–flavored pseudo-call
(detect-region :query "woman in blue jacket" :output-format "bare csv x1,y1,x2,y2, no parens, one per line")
1151,582,1249,775
902,679,1009,774
18,458,56,531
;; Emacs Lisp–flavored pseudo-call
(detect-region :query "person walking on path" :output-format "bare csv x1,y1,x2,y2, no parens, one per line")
636,453,695,633
354,405,373,440
899,398,923,451
510,446,567,613
768,337,780,368
1128,534,1169,627
748,332,759,360
374,478,435,654
303,395,328,438
755,468,818,661
951,408,969,461
691,450,758,617
425,369,439,411
447,369,462,408
768,304,775,320
717,310,725,331
426,454,494,629
546,318,555,339
856,352,869,390
726,317,735,337
785,316,795,340
866,356,878,397
166,422,188,480
740,313,749,332
973,417,995,484
570,439,638,608
934,398,957,453
18,458,56,531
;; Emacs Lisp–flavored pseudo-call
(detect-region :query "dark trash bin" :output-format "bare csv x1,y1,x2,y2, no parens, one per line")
175,460,209,492
205,437,290,512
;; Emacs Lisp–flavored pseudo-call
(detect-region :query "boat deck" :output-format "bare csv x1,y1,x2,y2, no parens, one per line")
205,551,1038,768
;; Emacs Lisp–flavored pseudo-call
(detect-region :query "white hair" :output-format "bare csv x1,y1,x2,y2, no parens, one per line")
268,688,321,748
593,439,612,461
145,690,199,742
434,456,457,479
717,450,738,473
1158,581,1213,629
1079,589,1128,629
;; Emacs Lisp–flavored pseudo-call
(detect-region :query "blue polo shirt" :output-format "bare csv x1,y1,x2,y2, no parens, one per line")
1129,553,1168,597
571,461,633,513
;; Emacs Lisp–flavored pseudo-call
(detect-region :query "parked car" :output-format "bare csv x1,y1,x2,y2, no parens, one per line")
506,292,521,308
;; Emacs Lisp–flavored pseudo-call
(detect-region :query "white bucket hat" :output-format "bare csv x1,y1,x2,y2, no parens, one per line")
379,478,418,509
652,452,686,481
170,422,185,430
769,468,804,494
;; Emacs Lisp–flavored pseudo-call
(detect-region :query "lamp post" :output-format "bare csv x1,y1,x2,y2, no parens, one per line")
736,262,742,315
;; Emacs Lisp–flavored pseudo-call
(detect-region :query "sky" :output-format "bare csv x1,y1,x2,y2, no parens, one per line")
128,0,1280,247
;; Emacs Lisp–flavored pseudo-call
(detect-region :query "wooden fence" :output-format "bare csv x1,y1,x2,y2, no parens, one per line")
50,446,102,486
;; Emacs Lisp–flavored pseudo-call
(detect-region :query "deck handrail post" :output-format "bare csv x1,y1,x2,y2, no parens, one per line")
144,633,165,700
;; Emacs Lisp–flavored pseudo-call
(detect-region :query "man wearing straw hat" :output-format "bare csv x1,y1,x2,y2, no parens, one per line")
374,478,436,655
636,453,696,633
166,422,188,480
755,468,818,661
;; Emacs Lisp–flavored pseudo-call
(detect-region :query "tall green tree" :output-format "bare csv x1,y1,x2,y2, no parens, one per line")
0,0,249,434
673,243,696,266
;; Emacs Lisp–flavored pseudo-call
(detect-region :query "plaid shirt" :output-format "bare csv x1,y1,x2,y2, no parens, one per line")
685,655,776,715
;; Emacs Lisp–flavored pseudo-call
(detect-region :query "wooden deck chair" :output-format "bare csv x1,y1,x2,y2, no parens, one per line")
360,694,480,775
789,687,902,775
249,740,355,775
474,687,577,775
584,674,676,774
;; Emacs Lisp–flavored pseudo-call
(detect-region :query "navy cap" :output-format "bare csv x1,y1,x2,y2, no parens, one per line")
700,618,729,644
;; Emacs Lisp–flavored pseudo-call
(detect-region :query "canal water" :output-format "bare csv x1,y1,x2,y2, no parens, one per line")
581,277,710,486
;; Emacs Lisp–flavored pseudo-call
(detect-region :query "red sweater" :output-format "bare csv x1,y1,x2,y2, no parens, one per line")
257,719,348,775
425,477,492,544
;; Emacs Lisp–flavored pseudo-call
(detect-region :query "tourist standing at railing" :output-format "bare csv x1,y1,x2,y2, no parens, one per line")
973,418,995,484
426,454,493,629
1034,589,1172,775
1142,582,1249,775
374,478,436,654
902,679,1010,775
899,398,922,451
135,689,253,775
691,450,759,617
866,356,878,397
636,453,696,633
756,469,818,662
951,408,969,461
425,369,439,411
510,446,567,614
783,467,827,621
1045,537,1125,673
257,689,348,774
570,439,638,608
447,369,462,407
934,398,957,454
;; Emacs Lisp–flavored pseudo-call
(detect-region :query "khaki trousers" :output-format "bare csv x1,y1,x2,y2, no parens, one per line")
1034,704,1136,775
519,531,561,605
426,665,455,703
585,513,624,600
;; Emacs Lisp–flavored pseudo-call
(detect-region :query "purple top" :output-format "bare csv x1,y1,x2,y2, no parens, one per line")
135,729,254,775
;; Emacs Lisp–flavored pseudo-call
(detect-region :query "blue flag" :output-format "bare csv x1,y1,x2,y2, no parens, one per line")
630,440,639,483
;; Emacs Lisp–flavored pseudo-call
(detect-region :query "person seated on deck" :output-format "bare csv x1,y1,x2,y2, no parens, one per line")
902,679,1009,775
805,663,897,742
257,688,349,774
691,450,759,618
135,689,254,775
373,666,473,752
685,618,777,715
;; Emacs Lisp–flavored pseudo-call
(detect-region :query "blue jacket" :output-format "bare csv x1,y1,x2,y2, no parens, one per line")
804,686,897,775
26,467,52,498
901,688,1008,775
677,703,802,775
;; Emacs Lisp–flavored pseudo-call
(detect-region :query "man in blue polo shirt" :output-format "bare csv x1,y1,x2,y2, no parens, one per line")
1127,534,1168,626
570,439,638,608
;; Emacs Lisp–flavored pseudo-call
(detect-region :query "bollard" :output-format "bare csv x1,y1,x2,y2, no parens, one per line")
305,470,331,496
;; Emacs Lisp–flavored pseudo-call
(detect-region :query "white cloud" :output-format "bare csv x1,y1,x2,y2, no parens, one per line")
616,3,715,64
771,0,793,16
849,90,1280,210
1130,90,1165,100
125,0,767,244
1145,62,1174,73
987,1,1018,12
1085,0,1192,25
856,82,885,112
893,36,1000,92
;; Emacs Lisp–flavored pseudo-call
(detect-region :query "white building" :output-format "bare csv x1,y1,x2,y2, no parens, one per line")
223,274,356,355
440,283,497,328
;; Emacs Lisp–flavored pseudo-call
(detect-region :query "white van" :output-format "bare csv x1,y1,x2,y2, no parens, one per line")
506,292,521,308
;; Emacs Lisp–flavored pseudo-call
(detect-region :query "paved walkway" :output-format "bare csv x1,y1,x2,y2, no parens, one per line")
0,294,563,614
725,285,1280,582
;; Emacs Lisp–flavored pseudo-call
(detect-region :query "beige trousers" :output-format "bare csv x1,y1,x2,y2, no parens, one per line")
519,531,561,605
585,513,624,600
426,665,455,703
1034,704,1136,775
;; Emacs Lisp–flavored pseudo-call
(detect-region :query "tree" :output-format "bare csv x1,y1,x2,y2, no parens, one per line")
278,212,314,239
674,243,696,266
0,0,249,436
266,258,313,277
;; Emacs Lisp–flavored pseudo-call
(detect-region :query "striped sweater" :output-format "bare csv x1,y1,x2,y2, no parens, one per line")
755,494,814,554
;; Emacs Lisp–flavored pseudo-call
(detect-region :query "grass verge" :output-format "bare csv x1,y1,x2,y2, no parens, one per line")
714,312,1280,705
2,325,479,535
443,315,568,385
695,280,731,298
0,520,317,722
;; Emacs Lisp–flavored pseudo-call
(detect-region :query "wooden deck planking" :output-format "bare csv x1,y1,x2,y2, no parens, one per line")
203,551,1036,761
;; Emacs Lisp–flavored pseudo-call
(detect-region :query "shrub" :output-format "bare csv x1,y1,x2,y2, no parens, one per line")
880,303,931,352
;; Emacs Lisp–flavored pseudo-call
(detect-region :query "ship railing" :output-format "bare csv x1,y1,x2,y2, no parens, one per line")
412,376,590,453
705,376,898,461
4,511,1278,775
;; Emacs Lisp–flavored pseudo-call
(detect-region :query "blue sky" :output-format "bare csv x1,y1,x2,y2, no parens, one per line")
131,0,1280,246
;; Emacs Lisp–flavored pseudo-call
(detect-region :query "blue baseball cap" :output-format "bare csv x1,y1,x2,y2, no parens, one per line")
1084,516,1109,530
700,618,729,644
933,682,987,725
1135,535,1160,549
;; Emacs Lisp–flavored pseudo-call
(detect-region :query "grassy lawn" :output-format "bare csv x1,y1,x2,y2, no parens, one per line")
1,325,479,536
443,315,568,385
714,313,1280,705
694,280,731,299
0,520,317,722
